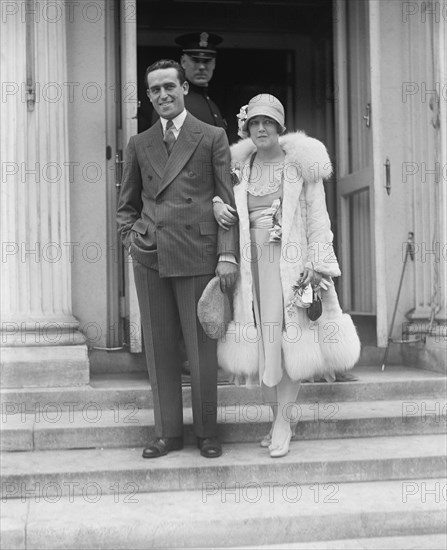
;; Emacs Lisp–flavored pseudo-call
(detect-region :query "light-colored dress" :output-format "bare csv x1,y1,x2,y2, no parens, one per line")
247,164,284,387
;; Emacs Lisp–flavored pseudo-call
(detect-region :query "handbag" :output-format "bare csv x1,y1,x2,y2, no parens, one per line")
307,289,322,321
306,262,323,321
287,263,324,321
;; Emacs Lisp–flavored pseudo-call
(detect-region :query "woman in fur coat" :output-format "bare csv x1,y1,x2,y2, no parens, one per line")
213,94,361,457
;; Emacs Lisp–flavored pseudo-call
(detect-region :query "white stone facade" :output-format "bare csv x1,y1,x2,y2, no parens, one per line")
1,0,445,385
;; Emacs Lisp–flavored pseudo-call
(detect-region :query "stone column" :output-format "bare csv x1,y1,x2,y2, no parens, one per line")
0,0,89,387
434,7,447,324
402,5,446,371
407,9,446,324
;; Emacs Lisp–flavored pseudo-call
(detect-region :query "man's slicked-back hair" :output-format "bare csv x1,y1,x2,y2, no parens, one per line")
145,59,186,88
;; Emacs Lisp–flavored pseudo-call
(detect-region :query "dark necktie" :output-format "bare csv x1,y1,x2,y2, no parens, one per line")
163,120,176,155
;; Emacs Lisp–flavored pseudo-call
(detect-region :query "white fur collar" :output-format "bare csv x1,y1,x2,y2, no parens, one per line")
230,131,333,183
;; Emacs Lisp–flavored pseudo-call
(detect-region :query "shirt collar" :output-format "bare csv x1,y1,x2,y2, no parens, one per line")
160,109,187,132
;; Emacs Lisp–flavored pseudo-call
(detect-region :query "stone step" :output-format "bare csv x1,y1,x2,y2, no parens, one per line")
234,534,447,549
2,398,445,452
2,366,446,412
88,340,403,376
1,477,445,549
1,435,445,500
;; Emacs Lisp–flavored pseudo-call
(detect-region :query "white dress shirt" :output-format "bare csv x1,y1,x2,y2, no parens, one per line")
160,109,187,139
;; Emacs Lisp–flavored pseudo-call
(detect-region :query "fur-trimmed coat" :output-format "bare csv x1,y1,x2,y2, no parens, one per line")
217,132,361,382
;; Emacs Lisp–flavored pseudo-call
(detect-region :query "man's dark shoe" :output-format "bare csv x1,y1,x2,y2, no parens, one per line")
197,437,222,458
142,437,183,459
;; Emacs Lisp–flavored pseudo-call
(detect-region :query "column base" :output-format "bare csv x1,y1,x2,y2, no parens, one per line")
0,345,89,388
401,335,447,374
400,319,447,374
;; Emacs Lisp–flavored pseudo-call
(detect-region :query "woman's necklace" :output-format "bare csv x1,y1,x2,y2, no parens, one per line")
247,157,285,196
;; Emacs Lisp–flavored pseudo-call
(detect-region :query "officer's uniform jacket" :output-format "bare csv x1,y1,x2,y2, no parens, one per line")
184,82,226,129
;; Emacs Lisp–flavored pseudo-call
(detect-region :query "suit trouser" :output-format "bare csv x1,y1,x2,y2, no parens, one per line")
133,259,217,439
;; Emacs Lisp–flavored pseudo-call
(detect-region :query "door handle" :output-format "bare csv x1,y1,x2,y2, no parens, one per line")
115,153,124,190
363,103,371,128
384,157,391,195
132,100,141,119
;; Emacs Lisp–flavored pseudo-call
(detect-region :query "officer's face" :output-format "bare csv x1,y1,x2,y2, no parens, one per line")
181,54,216,87
147,68,189,119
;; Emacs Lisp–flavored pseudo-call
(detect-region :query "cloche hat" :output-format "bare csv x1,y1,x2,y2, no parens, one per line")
237,94,286,138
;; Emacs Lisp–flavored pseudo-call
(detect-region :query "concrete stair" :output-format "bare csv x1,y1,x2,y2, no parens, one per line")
1,365,446,549
1,478,446,549
234,534,447,549
2,399,446,452
2,365,445,411
6,532,447,550
1,435,446,499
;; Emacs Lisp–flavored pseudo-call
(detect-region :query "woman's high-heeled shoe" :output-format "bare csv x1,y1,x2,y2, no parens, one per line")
269,428,292,458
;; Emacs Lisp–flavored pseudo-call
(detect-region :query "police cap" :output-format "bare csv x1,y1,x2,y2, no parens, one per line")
175,32,223,60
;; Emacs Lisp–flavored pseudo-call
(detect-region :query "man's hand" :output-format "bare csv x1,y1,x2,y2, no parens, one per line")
127,230,137,254
213,202,238,231
216,261,238,293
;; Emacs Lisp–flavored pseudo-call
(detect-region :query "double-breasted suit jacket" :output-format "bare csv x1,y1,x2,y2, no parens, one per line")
117,112,237,274
117,112,238,439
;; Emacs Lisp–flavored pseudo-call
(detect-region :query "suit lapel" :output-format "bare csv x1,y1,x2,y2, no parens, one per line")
156,113,203,197
144,122,168,178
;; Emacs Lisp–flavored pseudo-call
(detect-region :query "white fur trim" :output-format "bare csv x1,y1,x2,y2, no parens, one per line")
217,321,259,377
230,139,256,169
282,324,326,381
318,314,361,372
230,131,333,183
319,285,343,319
280,133,332,182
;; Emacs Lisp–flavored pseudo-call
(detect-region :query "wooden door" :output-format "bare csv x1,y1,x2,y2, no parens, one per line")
119,0,142,352
334,0,375,315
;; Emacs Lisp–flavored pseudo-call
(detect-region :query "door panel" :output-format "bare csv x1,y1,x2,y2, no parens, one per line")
349,186,373,311
120,0,142,352
334,0,375,314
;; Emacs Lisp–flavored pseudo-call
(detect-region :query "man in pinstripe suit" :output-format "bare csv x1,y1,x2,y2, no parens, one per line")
117,60,238,459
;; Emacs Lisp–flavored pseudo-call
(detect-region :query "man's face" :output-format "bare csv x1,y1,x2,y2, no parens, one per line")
147,68,189,119
181,54,216,87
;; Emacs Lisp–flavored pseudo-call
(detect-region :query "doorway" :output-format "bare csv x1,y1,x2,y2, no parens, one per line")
135,0,336,147
333,0,376,345
137,46,295,145
116,0,341,355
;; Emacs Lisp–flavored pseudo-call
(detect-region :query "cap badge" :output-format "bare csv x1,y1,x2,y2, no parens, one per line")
199,32,209,48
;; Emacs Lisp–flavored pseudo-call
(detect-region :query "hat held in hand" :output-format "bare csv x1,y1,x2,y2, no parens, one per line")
197,276,232,339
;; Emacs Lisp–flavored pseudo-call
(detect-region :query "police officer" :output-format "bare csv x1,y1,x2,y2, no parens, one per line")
151,32,226,129
175,32,226,129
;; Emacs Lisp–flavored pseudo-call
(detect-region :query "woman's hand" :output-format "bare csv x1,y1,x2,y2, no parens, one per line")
213,202,238,231
297,268,323,289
